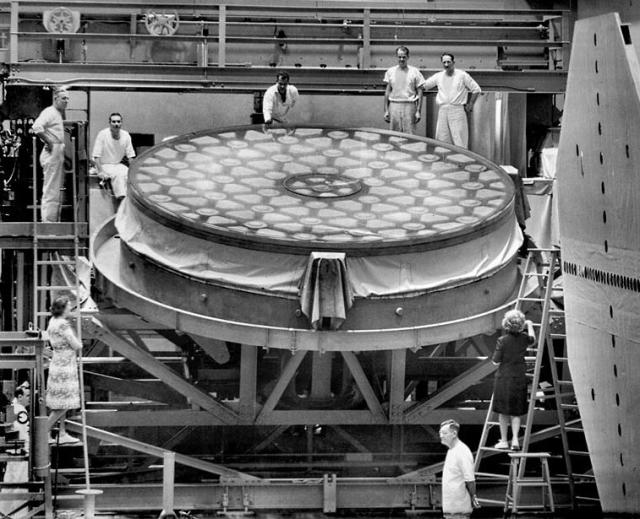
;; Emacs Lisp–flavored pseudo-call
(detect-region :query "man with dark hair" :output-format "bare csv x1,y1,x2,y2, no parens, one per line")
92,112,136,206
423,53,481,148
383,46,425,134
263,71,299,129
32,87,69,222
439,419,480,518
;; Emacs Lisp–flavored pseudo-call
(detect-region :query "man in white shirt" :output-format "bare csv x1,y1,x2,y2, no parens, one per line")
32,87,69,222
439,419,480,518
383,46,425,135
263,71,299,129
92,112,136,205
0,387,30,518
423,53,481,148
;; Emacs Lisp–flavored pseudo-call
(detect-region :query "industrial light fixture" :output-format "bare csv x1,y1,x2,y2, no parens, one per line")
42,6,80,34
144,11,180,36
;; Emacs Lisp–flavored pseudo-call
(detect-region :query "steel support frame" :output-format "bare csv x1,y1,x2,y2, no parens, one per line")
52,476,439,513
53,477,435,513
6,64,567,94
82,317,240,425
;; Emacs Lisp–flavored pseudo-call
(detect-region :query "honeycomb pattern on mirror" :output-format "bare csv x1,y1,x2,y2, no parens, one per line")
130,128,511,245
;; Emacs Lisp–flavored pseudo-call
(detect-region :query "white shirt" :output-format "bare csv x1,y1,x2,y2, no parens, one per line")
383,65,425,102
32,105,65,144
92,128,135,164
423,69,481,106
263,84,299,122
9,399,29,453
442,439,474,514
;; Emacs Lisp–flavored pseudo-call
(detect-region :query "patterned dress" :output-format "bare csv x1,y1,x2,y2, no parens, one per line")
45,317,82,410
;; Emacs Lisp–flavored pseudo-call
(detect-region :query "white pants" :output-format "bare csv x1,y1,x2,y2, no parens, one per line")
389,102,417,135
435,104,469,148
100,163,129,199
39,143,65,222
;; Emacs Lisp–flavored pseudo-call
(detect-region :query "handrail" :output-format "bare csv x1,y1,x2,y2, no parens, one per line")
8,0,572,75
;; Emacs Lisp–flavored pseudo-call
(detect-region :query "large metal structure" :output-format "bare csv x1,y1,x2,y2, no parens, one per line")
2,0,571,92
556,12,640,514
0,1,578,515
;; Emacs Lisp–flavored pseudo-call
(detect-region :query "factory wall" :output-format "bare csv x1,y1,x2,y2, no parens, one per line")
86,91,524,171
87,90,426,148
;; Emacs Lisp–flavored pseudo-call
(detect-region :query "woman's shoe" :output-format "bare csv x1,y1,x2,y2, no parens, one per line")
511,443,521,451
494,440,509,449
58,432,79,444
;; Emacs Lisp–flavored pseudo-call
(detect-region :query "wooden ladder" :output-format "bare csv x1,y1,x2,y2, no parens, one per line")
474,248,573,510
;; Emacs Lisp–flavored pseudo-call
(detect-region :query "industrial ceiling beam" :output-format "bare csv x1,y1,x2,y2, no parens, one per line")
6,64,567,93
10,0,570,18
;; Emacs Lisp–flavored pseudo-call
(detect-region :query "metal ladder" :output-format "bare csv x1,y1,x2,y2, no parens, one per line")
31,134,96,515
474,248,573,511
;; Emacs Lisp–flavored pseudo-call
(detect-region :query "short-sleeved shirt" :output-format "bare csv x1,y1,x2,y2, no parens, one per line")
442,439,474,514
92,128,135,165
263,84,299,122
32,105,65,144
383,65,425,103
423,69,481,106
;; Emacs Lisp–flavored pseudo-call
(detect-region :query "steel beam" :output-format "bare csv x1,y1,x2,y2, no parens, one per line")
330,426,370,453
84,371,186,405
311,351,332,400
389,348,407,424
81,408,557,427
10,0,571,17
255,351,307,424
7,64,567,93
83,317,240,425
404,358,497,423
53,477,435,512
65,421,259,481
0,222,89,249
248,425,291,454
239,344,257,422
341,351,386,422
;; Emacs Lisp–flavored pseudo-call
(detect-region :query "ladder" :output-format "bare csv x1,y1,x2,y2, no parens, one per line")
474,248,574,511
504,452,554,513
549,290,600,508
31,133,96,513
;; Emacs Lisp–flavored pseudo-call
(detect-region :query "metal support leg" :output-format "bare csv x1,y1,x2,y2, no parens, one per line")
158,451,176,519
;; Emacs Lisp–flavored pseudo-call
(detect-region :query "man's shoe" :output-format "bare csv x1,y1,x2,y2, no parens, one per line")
494,440,509,449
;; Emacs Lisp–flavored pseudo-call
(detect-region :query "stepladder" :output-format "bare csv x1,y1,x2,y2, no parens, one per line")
473,248,577,508
505,452,554,514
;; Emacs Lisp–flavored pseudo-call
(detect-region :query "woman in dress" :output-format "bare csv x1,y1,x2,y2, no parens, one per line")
492,309,536,450
46,296,82,444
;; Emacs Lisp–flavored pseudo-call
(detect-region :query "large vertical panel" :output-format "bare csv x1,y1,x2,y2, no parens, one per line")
556,12,640,513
